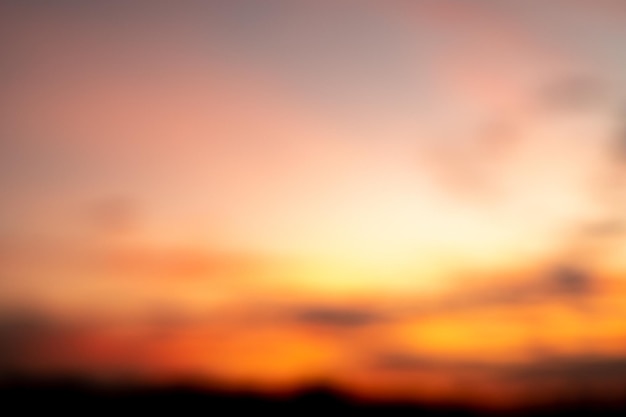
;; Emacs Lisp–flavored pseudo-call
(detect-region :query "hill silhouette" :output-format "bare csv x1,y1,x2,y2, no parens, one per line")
2,375,626,416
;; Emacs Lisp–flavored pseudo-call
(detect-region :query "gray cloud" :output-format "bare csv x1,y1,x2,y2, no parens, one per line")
538,74,607,114
0,309,60,370
546,264,593,297
290,306,385,328
500,353,626,403
395,264,598,320
374,352,440,372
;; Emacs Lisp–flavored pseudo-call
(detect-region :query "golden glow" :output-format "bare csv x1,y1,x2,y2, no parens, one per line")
1,0,626,407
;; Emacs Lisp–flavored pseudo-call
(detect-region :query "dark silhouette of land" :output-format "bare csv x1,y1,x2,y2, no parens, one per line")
1,375,626,416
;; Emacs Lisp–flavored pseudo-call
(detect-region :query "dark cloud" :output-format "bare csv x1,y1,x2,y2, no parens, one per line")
403,265,597,318
291,306,384,328
538,74,607,114
372,351,492,378
374,350,626,403
374,353,438,372
0,310,59,370
501,354,626,403
508,355,626,383
546,265,593,297
0,309,174,377
374,350,626,405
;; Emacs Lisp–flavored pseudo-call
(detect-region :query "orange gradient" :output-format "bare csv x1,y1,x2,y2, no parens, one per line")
1,0,626,409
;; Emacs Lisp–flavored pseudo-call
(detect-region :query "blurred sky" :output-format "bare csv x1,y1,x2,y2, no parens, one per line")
1,0,626,406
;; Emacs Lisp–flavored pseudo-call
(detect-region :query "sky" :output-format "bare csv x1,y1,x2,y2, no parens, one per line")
1,0,626,407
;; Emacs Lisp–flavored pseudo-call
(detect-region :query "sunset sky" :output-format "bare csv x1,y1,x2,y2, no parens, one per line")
2,0,626,407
